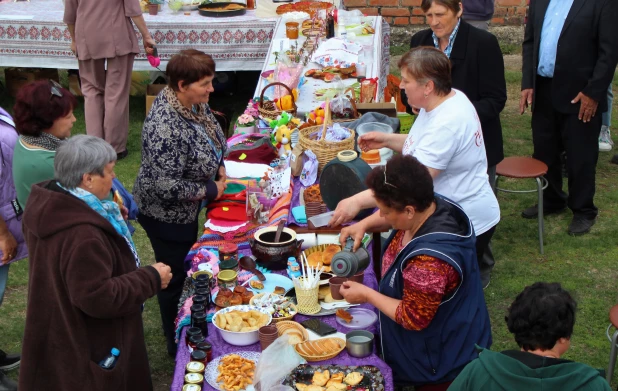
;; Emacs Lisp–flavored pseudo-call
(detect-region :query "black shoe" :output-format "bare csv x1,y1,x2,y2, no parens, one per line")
521,204,568,219
0,350,20,371
568,216,596,236
611,154,618,165
117,149,129,160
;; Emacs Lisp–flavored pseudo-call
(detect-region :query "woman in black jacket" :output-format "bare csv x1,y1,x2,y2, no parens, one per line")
405,0,506,287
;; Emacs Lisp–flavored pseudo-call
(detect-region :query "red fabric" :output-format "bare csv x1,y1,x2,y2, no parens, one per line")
207,204,248,222
382,230,461,331
226,143,278,164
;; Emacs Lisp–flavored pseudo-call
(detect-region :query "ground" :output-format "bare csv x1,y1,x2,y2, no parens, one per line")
0,50,617,390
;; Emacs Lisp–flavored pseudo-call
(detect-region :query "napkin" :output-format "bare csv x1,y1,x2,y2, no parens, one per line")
311,38,363,68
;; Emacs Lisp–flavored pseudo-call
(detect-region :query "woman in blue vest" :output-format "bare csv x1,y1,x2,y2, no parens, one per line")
339,154,492,391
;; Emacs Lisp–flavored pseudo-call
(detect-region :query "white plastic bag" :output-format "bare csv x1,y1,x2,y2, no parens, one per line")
253,334,306,391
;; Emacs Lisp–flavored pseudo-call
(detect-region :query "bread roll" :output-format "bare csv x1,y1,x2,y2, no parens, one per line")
322,245,341,266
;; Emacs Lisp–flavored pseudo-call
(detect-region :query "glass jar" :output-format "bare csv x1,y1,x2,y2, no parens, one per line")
219,243,238,262
193,281,209,292
188,335,206,352
185,327,202,347
196,341,213,363
190,349,207,364
182,384,202,391
195,289,211,310
185,361,205,374
184,373,204,386
219,258,239,272
192,312,208,338
217,270,238,290
192,295,207,307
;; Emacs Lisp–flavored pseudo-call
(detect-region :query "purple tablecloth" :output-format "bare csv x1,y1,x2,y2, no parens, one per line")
170,247,393,391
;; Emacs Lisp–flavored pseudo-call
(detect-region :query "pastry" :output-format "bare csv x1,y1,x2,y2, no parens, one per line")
307,251,323,268
326,384,347,391
250,280,264,290
307,386,325,391
312,370,330,386
343,372,363,386
318,285,330,300
322,244,341,266
234,285,247,294
273,286,286,295
295,384,309,391
241,290,254,304
336,309,353,323
325,373,343,386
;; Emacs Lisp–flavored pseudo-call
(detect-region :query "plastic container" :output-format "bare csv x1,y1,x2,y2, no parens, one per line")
99,348,120,369
307,211,335,228
397,112,414,134
356,122,394,159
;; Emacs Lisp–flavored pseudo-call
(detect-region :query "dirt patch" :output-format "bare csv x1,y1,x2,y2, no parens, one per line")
504,55,522,72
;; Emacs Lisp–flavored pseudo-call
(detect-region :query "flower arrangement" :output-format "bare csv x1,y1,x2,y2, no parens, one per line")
237,113,256,127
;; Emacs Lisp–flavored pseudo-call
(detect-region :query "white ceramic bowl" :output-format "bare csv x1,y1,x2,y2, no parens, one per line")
212,305,272,346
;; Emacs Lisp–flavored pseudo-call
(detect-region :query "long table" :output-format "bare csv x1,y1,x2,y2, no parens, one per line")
171,249,393,391
0,0,276,71
253,16,390,115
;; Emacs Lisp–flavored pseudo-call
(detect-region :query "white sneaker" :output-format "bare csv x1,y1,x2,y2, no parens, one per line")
599,125,613,151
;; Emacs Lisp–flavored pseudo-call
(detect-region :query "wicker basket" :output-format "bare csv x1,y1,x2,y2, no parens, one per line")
299,100,356,173
294,338,346,362
293,279,321,315
275,320,309,342
331,87,361,123
250,293,298,323
258,82,298,121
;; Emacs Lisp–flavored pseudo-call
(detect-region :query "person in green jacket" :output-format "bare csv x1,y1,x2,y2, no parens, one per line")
449,282,611,391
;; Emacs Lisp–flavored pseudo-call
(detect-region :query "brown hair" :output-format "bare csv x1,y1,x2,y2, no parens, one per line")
421,0,461,14
167,49,216,91
398,46,452,96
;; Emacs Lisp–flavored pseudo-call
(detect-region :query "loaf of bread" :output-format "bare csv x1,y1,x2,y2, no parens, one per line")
295,338,343,357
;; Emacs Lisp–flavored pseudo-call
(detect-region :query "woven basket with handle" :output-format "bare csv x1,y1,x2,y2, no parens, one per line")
258,82,298,121
299,100,356,173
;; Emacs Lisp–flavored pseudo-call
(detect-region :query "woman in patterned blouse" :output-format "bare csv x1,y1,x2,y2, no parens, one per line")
339,154,491,390
133,49,227,356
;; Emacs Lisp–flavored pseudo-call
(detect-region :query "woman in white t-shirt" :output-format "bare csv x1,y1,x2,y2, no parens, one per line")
330,46,500,287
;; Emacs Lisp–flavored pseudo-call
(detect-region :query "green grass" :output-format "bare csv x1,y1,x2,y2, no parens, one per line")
1,66,618,389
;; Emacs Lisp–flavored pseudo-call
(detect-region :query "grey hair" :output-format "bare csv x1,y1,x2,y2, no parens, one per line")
54,135,117,188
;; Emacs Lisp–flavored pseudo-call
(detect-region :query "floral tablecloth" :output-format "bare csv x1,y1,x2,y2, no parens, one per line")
170,249,394,391
0,0,276,71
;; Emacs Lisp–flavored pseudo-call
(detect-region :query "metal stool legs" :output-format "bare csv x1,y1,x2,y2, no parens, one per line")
607,324,618,381
536,177,544,255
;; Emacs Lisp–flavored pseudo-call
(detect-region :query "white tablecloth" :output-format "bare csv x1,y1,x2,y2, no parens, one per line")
253,16,390,116
0,0,277,71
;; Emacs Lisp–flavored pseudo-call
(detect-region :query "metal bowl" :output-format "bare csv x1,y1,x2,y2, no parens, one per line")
346,330,374,358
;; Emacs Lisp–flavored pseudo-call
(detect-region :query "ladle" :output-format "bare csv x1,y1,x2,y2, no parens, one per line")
239,256,266,281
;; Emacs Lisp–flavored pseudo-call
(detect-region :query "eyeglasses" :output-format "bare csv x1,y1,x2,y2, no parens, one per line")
383,164,398,189
49,79,63,100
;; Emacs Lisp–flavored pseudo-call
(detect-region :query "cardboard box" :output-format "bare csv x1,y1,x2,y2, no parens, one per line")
356,102,397,118
146,84,166,115
5,68,60,98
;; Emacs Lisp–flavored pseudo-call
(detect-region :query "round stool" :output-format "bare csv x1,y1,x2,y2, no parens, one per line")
495,157,548,254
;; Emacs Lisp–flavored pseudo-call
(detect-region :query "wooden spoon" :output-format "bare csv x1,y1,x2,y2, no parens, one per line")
239,256,266,282
274,220,285,243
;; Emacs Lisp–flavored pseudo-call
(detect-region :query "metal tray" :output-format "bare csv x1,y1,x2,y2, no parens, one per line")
282,364,385,391
198,2,247,17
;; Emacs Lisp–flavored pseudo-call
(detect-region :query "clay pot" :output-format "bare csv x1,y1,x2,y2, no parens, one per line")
148,3,159,15
249,226,304,270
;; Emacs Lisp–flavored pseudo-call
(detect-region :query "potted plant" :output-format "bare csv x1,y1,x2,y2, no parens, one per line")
235,113,257,134
148,0,164,15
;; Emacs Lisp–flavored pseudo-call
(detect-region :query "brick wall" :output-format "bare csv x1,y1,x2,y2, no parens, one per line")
343,0,528,26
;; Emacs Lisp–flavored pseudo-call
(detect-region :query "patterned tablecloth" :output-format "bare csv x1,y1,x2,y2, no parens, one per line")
0,0,277,71
253,16,390,115
170,250,394,391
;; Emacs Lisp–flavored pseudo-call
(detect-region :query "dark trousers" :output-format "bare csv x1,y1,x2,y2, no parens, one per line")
138,213,199,354
476,225,496,286
532,76,601,219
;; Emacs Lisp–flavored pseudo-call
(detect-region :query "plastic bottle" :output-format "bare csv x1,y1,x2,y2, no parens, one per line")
99,348,120,370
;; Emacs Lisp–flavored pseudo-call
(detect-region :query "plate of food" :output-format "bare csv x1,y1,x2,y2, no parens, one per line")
198,2,247,17
335,307,377,329
303,243,342,274
205,352,260,391
212,285,254,309
282,365,385,391
245,273,294,295
249,293,298,322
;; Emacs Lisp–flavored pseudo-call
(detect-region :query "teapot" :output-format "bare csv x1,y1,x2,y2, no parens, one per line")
331,237,370,278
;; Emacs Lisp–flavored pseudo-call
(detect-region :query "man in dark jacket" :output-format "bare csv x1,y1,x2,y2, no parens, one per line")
462,0,494,30
520,0,618,235
449,282,611,391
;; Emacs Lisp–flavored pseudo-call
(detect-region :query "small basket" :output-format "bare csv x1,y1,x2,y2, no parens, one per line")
331,87,361,123
299,100,356,173
276,320,310,342
294,338,346,362
259,82,298,121
397,112,414,134
293,279,321,315
250,293,298,323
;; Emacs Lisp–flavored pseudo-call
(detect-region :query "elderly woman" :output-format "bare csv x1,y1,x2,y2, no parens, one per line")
12,80,77,209
19,135,172,391
134,49,227,356
450,282,611,391
331,47,500,287
339,154,492,390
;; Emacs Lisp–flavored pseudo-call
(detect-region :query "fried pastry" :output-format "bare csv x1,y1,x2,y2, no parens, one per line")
343,372,363,386
325,373,343,386
312,370,330,386
322,244,341,265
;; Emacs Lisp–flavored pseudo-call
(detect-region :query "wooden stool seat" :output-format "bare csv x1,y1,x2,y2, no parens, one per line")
496,157,548,179
610,305,618,328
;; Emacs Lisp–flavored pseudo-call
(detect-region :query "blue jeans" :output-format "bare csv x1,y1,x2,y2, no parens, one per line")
602,83,613,127
0,264,8,307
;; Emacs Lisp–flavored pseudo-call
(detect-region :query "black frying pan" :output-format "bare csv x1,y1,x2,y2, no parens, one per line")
198,2,247,17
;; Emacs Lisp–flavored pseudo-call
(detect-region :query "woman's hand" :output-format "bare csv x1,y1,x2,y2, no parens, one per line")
70,41,77,57
143,36,156,55
152,262,173,289
215,180,227,200
338,222,366,252
0,231,17,265
329,197,361,227
358,132,389,152
217,166,227,183
120,205,129,221
340,281,371,304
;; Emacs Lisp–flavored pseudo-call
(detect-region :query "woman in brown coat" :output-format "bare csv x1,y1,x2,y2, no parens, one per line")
19,135,172,391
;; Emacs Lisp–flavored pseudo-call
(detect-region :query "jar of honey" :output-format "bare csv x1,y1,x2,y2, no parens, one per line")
184,373,204,386
182,384,202,391
217,270,238,290
185,361,205,374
